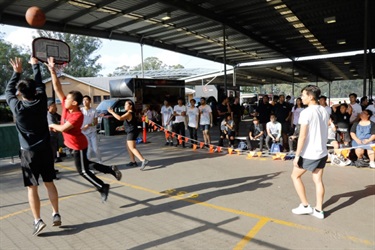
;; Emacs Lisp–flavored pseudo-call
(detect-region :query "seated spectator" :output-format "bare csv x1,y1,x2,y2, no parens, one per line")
350,109,375,168
246,117,264,151
265,114,283,151
327,116,339,149
332,103,352,147
220,113,235,148
288,124,300,154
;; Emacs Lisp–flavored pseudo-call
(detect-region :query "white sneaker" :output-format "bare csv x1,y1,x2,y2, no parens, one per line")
369,161,375,168
310,208,324,219
292,203,313,215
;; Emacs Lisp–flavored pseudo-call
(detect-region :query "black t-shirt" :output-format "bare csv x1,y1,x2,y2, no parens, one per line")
217,103,229,121
249,123,263,136
273,102,291,123
231,103,242,117
255,102,273,123
333,110,350,130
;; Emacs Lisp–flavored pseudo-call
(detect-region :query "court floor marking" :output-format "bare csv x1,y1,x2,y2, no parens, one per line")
1,164,373,248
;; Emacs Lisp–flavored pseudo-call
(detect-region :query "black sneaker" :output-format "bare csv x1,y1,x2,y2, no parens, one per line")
165,142,169,146
52,214,62,227
169,142,174,146
140,159,149,171
55,157,62,163
100,184,110,202
112,165,122,181
125,162,138,167
33,219,46,236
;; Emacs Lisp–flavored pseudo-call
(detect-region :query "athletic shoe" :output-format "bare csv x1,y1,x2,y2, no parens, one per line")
33,219,46,236
112,165,122,181
370,161,375,168
100,184,110,202
169,142,174,146
125,162,138,167
165,142,169,146
310,208,324,219
292,203,313,215
140,159,149,171
52,214,62,227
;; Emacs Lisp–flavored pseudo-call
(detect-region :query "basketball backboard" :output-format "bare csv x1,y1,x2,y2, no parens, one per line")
32,37,70,65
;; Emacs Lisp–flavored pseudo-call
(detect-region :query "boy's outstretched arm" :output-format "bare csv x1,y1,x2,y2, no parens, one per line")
5,57,22,114
45,57,65,102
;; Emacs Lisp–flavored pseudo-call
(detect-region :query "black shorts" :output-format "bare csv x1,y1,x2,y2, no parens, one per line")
126,131,139,141
297,155,328,172
20,147,56,186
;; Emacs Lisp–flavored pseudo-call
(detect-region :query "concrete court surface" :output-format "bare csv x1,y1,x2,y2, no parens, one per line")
0,128,374,250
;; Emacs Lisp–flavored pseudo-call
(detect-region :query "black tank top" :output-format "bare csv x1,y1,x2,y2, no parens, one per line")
124,111,137,133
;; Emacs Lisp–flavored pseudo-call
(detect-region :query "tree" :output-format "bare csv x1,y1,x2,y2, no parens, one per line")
0,33,33,94
35,30,103,77
108,65,131,77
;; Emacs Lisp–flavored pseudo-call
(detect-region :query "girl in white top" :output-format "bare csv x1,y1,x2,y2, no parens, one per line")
161,99,174,145
186,99,199,145
291,97,304,130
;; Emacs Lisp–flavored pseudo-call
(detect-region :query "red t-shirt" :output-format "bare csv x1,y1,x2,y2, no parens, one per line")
61,98,88,150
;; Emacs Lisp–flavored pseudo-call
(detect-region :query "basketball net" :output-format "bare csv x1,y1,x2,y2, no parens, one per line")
55,62,68,77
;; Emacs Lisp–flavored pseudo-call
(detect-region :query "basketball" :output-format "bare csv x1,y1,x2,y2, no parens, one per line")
25,6,46,27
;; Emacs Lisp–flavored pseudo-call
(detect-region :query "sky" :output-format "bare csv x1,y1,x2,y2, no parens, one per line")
1,24,224,76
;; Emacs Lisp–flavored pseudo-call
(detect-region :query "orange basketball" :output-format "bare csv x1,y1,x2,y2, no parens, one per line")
25,6,46,27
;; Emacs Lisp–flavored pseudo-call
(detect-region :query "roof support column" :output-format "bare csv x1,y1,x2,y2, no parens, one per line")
363,0,369,97
223,24,227,95
140,43,145,78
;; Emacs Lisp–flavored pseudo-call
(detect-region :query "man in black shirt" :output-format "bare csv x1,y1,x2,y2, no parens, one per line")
230,97,243,135
217,96,231,146
254,95,272,134
5,57,61,235
246,117,264,151
273,94,292,151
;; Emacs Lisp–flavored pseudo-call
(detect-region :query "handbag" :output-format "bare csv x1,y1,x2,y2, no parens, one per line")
270,142,281,153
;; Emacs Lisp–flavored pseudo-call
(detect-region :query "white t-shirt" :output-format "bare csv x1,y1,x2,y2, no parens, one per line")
366,104,375,122
291,107,304,125
199,104,212,125
324,105,332,116
350,103,362,123
328,122,336,140
187,107,199,127
299,105,329,159
161,105,173,125
173,105,187,123
266,121,281,137
80,107,97,135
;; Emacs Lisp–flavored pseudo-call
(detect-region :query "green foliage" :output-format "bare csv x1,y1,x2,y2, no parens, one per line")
0,33,34,94
109,56,184,76
35,30,103,77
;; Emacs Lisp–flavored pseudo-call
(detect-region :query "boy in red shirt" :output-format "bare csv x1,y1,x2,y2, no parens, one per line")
47,58,121,202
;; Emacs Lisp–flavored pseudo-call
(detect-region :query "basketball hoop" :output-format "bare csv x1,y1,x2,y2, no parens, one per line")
32,37,70,65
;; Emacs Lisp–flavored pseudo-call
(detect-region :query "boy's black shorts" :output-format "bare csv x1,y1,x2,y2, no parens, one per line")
20,147,56,187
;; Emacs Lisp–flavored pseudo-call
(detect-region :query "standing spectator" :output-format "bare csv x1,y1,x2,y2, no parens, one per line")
47,100,63,164
6,57,60,235
161,99,174,146
273,94,292,150
173,97,187,148
318,95,332,116
265,114,283,151
230,97,243,135
291,85,329,219
246,117,264,151
332,103,352,147
46,57,122,203
360,96,369,111
108,100,150,170
81,95,102,163
254,95,273,134
350,109,375,168
349,93,362,126
187,99,199,147
291,97,304,134
199,97,213,147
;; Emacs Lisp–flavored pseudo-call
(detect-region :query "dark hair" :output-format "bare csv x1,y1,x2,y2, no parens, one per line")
366,109,373,117
340,103,348,109
68,91,83,105
16,79,36,100
319,95,327,101
294,97,303,109
360,96,368,103
190,99,196,103
349,93,357,98
83,95,91,101
125,100,135,112
200,97,206,101
301,85,320,101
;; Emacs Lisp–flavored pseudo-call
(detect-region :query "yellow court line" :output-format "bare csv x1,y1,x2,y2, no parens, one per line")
2,163,373,247
233,218,270,250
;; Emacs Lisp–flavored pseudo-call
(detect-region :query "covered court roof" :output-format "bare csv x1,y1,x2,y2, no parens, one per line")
0,0,373,86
